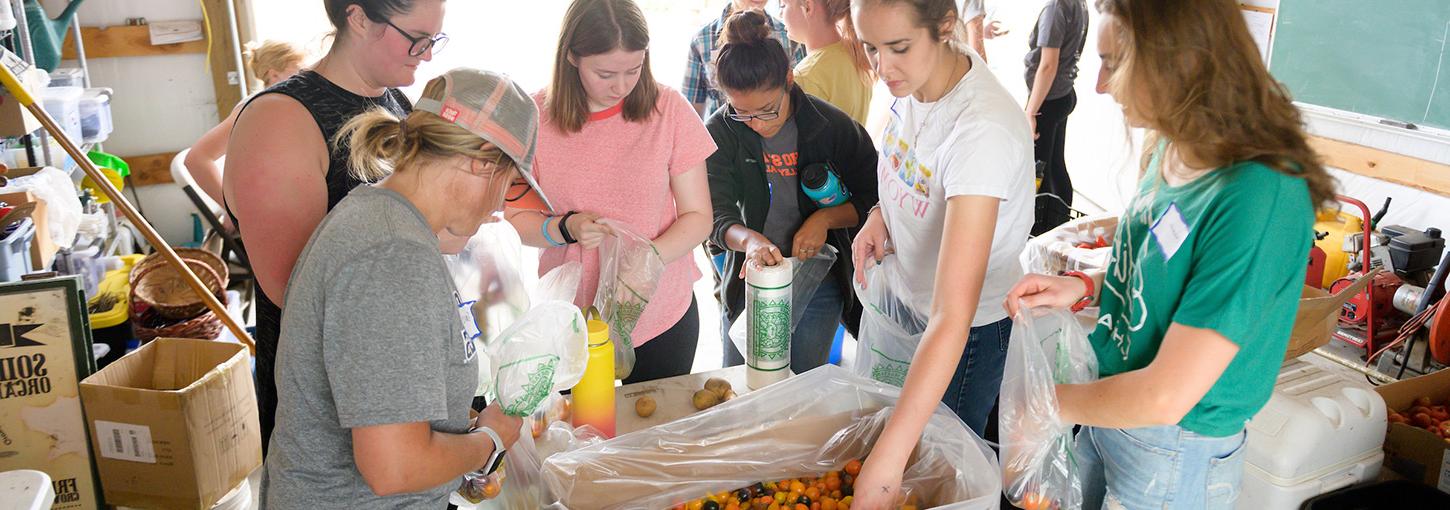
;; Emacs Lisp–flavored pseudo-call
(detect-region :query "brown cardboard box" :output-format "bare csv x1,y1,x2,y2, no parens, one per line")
1285,273,1374,360
1375,367,1450,494
0,67,44,137
0,189,56,271
78,338,261,509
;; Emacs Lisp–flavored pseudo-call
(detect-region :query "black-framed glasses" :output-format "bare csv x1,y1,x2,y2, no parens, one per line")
385,20,448,57
726,89,788,122
504,180,531,202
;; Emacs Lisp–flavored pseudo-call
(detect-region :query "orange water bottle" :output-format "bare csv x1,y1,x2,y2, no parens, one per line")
571,307,616,437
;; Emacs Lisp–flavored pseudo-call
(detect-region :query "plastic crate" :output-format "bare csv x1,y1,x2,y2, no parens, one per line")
0,218,36,282
1299,480,1450,509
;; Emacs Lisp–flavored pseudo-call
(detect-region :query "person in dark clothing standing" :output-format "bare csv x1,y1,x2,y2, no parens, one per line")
1024,0,1089,235
223,0,446,455
705,9,877,373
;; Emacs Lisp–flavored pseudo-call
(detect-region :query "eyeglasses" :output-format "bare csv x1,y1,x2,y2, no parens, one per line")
726,89,788,122
504,180,531,202
385,20,448,57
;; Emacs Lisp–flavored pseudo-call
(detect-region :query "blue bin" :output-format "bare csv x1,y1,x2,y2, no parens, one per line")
0,218,36,282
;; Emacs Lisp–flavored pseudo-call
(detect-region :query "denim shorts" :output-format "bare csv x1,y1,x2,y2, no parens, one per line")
1076,424,1248,509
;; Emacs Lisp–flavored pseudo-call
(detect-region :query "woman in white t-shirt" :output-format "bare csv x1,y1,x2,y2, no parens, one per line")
848,0,1033,506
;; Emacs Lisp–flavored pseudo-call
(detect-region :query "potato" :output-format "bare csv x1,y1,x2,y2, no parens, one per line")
635,396,657,418
721,389,737,402
693,389,722,410
704,377,732,398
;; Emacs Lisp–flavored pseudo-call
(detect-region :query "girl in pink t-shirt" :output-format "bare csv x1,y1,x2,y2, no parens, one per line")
504,0,717,384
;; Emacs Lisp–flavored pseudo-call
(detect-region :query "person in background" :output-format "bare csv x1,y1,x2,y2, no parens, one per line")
706,9,878,374
264,68,536,508
685,0,807,118
1005,0,1334,507
1024,0,1089,235
506,0,716,385
184,39,306,219
847,0,1035,507
224,0,445,456
779,0,874,124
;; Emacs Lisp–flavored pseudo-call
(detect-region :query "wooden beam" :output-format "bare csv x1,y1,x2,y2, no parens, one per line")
233,0,262,93
61,25,207,59
123,152,180,187
203,0,245,122
1310,136,1450,197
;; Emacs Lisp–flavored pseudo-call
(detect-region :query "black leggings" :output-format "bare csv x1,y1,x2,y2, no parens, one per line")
621,298,700,385
1032,90,1078,236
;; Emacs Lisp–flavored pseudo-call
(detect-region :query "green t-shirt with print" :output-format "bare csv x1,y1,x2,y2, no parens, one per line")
1090,150,1314,437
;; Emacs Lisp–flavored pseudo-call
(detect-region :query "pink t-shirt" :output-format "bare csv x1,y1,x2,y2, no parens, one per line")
532,85,717,346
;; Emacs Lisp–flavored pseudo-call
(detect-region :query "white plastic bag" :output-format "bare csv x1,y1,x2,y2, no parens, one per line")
727,245,840,361
851,257,929,386
534,261,582,305
592,221,664,380
7,166,81,248
541,365,1001,510
492,300,589,417
1000,305,1098,510
1021,213,1118,276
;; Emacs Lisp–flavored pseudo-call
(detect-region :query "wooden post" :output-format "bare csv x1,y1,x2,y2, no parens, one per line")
203,0,244,121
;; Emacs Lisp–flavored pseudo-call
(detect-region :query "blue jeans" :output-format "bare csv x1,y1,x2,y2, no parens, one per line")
940,316,1012,437
723,277,845,374
1076,425,1248,510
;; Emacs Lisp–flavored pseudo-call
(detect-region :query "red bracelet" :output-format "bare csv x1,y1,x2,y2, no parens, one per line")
1061,271,1095,312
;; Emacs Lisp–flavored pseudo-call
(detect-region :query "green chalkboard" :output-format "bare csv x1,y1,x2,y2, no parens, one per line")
1269,0,1450,131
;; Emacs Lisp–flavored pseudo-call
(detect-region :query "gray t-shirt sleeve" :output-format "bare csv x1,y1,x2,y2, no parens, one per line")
1037,1,1071,49
322,240,455,429
962,0,985,20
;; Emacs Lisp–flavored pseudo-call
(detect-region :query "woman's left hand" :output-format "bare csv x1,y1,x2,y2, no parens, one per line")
791,217,829,260
850,455,905,510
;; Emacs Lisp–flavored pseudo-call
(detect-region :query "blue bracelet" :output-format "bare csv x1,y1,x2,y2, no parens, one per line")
541,216,565,247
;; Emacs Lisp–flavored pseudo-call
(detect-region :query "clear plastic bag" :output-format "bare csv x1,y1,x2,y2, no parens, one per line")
534,261,582,305
1021,213,1118,276
445,221,530,347
592,221,664,380
541,365,1001,510
1000,306,1098,510
851,257,930,387
7,166,82,249
492,300,589,417
727,245,840,362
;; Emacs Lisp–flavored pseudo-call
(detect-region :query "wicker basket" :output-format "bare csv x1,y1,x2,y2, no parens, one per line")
130,249,229,320
132,294,227,342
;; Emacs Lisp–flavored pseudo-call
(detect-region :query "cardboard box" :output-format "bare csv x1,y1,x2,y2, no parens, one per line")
1285,273,1374,360
0,276,103,510
79,338,261,509
0,188,58,271
1375,367,1450,494
0,67,44,137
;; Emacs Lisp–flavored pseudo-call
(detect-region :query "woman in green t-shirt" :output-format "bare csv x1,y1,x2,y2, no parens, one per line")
1005,0,1336,508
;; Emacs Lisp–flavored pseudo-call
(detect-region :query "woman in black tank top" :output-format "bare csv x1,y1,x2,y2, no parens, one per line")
223,0,448,456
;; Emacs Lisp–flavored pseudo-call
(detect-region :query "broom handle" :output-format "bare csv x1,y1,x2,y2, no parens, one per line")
0,65,256,354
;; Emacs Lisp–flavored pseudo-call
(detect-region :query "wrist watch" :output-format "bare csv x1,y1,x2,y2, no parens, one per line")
475,425,507,475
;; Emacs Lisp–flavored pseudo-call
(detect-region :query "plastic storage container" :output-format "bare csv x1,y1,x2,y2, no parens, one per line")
0,218,36,282
1237,356,1387,510
79,88,113,143
47,67,84,88
1299,480,1450,509
41,86,83,143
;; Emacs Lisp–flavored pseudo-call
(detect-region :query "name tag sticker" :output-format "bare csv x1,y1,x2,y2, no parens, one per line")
1150,202,1191,261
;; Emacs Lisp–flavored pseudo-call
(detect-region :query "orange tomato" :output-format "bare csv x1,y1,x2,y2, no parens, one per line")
844,459,863,476
1020,492,1053,510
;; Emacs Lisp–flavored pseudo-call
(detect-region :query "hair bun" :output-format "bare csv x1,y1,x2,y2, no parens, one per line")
721,8,772,46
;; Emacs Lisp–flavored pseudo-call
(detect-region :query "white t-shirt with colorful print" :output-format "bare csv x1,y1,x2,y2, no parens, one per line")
877,50,1035,326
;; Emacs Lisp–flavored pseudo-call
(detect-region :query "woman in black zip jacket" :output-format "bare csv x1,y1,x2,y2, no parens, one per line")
705,8,878,372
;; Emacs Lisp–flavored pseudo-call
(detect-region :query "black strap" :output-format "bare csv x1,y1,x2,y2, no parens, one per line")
558,211,579,244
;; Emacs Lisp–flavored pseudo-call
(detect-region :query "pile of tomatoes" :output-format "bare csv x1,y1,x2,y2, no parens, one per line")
1388,396,1450,441
670,459,922,510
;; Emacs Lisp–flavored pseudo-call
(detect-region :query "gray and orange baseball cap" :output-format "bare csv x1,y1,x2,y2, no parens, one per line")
414,68,554,213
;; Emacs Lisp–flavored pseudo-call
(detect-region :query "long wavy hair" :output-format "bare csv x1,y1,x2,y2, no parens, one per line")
1096,0,1336,208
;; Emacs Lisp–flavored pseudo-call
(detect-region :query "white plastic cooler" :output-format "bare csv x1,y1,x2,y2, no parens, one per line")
1237,355,1387,509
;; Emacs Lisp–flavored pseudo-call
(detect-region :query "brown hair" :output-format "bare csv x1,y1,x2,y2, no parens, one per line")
813,0,873,84
1096,0,1336,208
852,0,965,46
335,78,513,182
546,0,661,133
716,9,791,93
324,0,419,38
243,40,305,83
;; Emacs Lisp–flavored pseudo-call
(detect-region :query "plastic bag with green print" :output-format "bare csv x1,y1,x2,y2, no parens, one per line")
592,221,665,380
